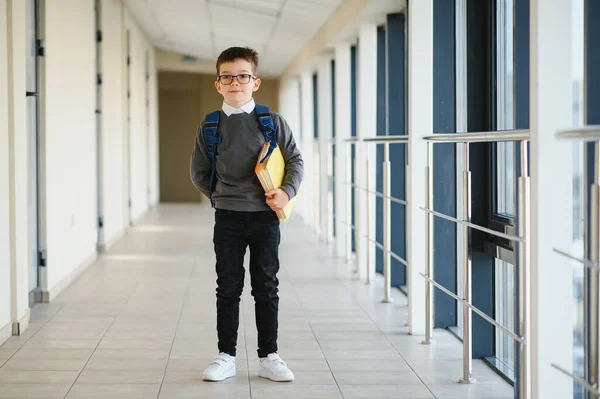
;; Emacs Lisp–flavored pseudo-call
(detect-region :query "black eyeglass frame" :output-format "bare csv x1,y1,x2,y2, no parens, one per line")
217,74,256,85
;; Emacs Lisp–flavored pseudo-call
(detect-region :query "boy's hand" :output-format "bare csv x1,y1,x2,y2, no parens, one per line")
265,189,289,212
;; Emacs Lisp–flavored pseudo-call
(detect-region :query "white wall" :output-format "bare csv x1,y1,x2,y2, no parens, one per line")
43,0,97,292
7,0,30,331
148,50,160,206
317,57,333,243
406,0,431,335
99,0,126,249
356,23,378,281
38,0,158,298
300,71,315,229
0,0,12,340
530,0,574,396
98,0,160,247
0,0,159,341
334,43,351,259
125,10,159,223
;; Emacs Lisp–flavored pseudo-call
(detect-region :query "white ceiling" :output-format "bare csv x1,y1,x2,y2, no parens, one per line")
124,0,345,76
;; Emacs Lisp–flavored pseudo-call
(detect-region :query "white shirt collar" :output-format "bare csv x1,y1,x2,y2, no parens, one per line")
222,99,255,116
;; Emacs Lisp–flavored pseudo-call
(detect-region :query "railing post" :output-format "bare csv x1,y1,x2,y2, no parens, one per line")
459,142,475,384
589,140,600,396
382,142,392,303
366,156,373,285
518,140,531,399
422,142,434,344
346,142,353,264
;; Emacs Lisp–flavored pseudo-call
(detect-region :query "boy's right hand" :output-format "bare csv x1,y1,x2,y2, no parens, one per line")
265,189,289,212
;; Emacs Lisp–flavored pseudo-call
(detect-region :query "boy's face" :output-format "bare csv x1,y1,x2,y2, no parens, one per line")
215,59,261,108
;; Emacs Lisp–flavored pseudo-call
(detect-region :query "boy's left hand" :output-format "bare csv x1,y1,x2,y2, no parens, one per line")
265,189,289,212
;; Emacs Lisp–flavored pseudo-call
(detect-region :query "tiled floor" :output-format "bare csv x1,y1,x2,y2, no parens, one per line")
0,204,513,398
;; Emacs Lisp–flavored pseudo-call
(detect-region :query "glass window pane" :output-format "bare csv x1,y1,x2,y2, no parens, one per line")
495,259,515,370
496,143,515,217
496,0,515,218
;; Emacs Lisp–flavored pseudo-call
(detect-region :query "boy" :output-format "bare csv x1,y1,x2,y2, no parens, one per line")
190,47,303,382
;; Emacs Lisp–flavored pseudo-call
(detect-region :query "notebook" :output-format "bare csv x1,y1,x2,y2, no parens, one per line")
255,143,297,222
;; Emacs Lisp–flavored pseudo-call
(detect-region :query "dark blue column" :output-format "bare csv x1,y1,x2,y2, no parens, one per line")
466,0,494,360
588,0,600,129
585,3,600,398
331,60,336,237
586,0,600,221
313,74,318,139
387,12,407,288
376,26,386,274
351,45,358,251
433,0,457,328
513,0,529,396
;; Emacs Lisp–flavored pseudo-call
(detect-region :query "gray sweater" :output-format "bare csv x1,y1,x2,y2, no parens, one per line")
190,110,304,212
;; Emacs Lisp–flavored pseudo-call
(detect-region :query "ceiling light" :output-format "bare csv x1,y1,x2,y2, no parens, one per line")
207,0,280,19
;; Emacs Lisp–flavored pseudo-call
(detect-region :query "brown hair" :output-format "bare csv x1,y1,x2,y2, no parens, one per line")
216,47,259,76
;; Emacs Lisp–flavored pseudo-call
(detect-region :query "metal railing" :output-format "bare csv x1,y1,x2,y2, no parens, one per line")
342,135,409,301
551,125,600,397
420,130,531,397
312,126,600,397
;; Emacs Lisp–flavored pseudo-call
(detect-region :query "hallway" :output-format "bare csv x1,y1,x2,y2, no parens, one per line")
0,204,512,399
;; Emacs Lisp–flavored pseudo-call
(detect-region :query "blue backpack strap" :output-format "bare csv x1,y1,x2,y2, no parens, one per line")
202,110,221,208
255,104,278,163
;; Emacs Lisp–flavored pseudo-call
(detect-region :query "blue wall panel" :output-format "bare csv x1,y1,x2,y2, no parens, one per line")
351,45,358,251
376,26,386,274
387,13,407,288
331,60,336,237
313,74,318,139
513,0,529,396
433,0,457,328
466,0,494,359
585,3,600,398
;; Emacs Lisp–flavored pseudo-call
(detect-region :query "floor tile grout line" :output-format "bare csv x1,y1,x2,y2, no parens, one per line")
336,278,439,399
0,296,73,369
61,264,148,399
286,274,346,399
156,255,197,398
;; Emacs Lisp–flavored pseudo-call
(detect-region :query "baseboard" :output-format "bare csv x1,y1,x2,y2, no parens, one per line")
42,252,97,303
0,321,12,345
97,228,125,253
11,308,30,336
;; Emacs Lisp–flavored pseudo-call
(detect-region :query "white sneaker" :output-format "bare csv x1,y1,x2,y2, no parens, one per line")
202,353,236,382
258,353,294,382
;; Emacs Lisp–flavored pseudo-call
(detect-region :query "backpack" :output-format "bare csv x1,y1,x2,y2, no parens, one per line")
202,104,278,208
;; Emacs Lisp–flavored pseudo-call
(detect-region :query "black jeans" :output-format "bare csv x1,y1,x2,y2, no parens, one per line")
213,209,280,358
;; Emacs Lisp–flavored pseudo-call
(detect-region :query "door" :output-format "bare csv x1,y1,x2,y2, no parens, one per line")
25,0,40,301
126,29,132,226
145,50,150,206
95,0,104,248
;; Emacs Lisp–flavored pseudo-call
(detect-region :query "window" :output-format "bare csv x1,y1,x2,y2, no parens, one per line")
494,259,516,377
495,0,515,218
490,0,517,380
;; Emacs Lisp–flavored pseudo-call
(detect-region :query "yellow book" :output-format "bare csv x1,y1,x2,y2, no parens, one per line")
255,143,297,222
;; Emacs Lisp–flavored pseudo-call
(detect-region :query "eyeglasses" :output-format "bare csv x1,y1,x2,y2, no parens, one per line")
217,74,255,85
